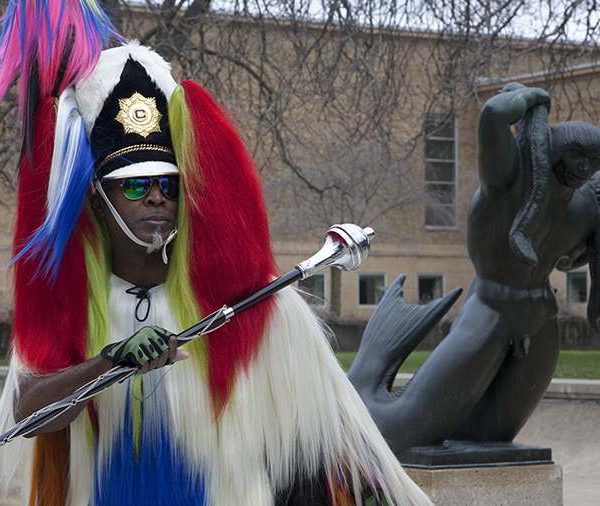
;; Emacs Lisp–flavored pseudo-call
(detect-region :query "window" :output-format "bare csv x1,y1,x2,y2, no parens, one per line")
359,274,385,306
567,272,587,303
424,113,457,228
298,273,325,306
418,274,444,304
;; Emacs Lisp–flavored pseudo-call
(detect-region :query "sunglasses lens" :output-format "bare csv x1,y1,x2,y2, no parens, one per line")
159,176,179,200
122,178,150,200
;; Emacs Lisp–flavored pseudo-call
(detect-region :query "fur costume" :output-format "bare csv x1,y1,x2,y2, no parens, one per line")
0,2,430,504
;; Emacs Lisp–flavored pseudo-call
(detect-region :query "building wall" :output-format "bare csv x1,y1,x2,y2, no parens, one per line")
0,19,598,336
278,56,600,324
275,240,472,322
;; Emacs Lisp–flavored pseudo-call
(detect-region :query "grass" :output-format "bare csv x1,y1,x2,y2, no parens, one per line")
336,350,600,379
0,351,598,377
337,351,430,373
556,350,600,379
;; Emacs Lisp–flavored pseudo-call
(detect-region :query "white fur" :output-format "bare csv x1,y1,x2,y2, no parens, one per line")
103,161,179,179
75,41,178,134
47,87,88,213
5,278,429,505
161,286,431,505
202,287,432,505
165,351,217,477
0,353,34,504
67,414,95,506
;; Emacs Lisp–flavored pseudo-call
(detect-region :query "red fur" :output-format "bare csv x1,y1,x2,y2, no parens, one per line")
182,81,278,413
12,97,89,373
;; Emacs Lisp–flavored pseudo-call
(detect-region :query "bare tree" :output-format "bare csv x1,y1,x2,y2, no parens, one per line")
96,1,597,235
2,0,600,231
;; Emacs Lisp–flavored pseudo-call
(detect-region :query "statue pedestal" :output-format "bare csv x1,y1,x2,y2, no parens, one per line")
401,441,563,505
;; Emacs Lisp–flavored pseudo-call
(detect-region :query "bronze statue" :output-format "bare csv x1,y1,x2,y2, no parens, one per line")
350,83,600,453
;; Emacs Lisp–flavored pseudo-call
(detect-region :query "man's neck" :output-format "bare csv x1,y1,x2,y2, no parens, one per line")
111,246,168,287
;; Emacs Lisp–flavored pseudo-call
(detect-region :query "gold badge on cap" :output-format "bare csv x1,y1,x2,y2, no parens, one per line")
115,92,162,138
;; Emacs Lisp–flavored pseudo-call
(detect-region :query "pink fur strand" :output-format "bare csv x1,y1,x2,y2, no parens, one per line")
0,0,122,134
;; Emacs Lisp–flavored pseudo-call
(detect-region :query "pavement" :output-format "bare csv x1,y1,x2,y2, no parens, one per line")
394,373,600,505
517,398,600,506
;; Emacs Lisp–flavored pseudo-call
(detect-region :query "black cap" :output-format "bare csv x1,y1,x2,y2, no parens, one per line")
91,58,178,180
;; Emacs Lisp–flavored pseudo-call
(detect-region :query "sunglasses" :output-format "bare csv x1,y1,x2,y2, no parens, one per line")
118,176,179,201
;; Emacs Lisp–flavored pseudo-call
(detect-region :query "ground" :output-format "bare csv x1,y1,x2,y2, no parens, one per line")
518,398,600,506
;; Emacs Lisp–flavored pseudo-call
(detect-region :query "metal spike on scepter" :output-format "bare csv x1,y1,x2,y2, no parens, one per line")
0,224,375,446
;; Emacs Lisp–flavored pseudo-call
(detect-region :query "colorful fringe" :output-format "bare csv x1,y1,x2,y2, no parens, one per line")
0,0,121,151
28,430,70,506
170,81,278,413
12,96,89,373
5,11,116,503
94,390,206,506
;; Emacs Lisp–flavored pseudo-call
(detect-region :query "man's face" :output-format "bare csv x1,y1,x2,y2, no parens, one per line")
98,176,178,247
555,149,600,189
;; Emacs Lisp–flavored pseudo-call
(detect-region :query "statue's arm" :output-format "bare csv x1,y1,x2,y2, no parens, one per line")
478,84,550,196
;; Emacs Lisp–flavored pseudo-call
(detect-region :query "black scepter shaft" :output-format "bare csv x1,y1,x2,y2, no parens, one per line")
177,269,302,343
0,224,374,446
0,269,307,444
0,269,303,444
231,269,302,313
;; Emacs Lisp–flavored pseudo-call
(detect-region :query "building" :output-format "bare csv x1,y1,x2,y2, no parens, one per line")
0,15,598,349
270,38,600,336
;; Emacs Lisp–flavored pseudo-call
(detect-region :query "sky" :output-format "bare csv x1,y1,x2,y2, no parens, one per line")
131,0,600,44
201,0,600,43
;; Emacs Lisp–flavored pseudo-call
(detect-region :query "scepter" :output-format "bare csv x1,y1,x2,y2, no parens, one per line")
0,223,375,446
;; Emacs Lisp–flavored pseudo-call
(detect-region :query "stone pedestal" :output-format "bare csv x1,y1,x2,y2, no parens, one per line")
401,442,563,505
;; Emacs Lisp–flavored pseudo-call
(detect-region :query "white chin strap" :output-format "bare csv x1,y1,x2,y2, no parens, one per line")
94,180,178,264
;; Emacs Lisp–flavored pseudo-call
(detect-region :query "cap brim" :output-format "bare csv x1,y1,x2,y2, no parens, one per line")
102,161,179,180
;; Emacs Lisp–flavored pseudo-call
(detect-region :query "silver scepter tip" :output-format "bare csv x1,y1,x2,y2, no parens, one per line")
296,224,376,279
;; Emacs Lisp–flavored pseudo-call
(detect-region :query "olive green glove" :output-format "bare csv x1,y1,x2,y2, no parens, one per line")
101,325,171,367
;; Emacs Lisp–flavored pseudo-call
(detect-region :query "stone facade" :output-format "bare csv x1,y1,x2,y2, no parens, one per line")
0,21,598,338
278,59,600,327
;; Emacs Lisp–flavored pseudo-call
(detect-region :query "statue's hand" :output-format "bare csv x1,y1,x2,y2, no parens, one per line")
500,82,525,93
496,83,550,113
528,87,551,108
513,85,550,110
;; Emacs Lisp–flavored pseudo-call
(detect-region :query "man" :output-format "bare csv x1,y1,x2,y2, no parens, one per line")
0,2,429,505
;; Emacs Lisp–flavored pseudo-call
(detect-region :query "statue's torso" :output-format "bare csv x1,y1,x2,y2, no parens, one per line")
467,177,597,290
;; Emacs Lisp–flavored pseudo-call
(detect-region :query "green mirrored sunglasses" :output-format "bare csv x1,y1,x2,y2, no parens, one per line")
118,176,179,201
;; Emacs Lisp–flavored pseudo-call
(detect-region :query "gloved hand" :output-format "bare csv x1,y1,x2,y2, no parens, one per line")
101,325,171,368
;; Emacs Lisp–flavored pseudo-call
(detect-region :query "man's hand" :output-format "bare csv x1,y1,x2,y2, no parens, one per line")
101,326,188,369
139,335,189,374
